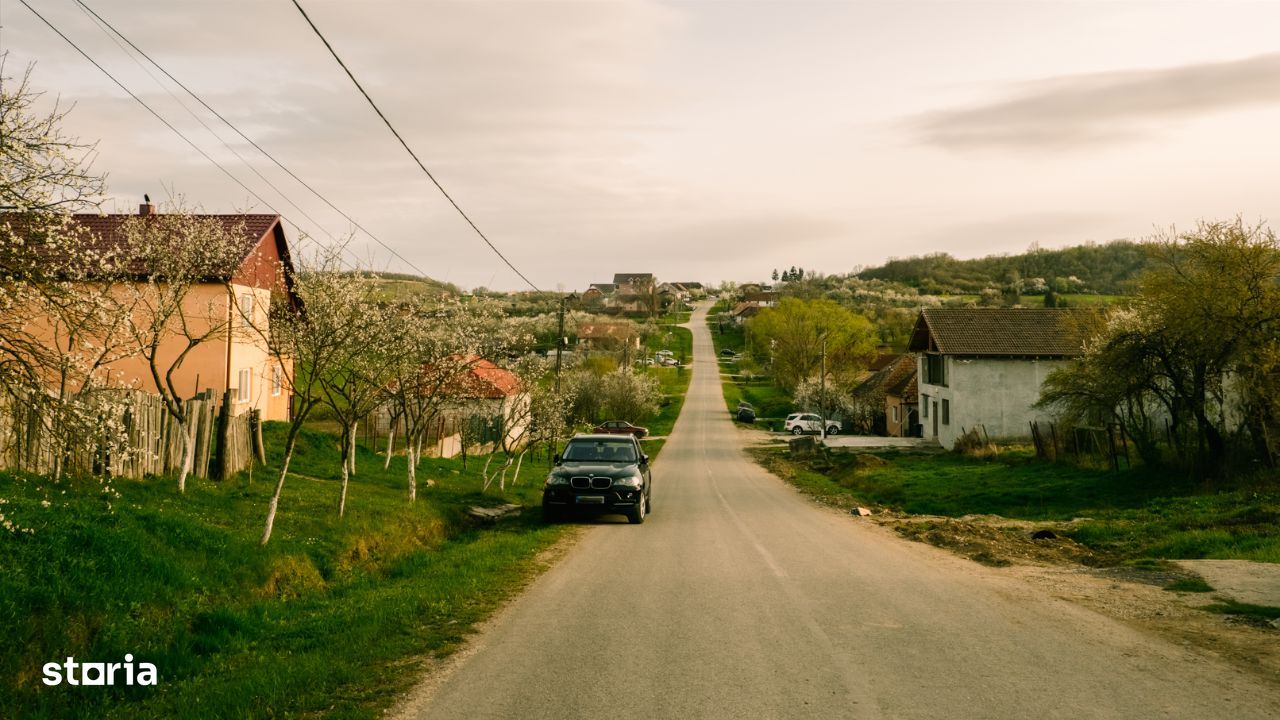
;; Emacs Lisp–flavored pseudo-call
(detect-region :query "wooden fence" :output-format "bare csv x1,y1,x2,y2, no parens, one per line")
1030,420,1131,471
0,388,258,480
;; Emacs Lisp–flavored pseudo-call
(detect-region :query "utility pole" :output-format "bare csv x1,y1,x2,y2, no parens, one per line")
819,336,828,440
555,295,568,392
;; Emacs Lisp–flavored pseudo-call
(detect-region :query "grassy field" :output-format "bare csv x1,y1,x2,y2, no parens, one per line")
0,424,572,719
750,447,1280,564
643,322,693,363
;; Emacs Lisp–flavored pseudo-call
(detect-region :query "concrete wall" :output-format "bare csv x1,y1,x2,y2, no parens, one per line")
918,355,1068,450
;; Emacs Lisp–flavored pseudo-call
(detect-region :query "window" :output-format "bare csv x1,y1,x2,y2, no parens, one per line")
924,354,947,386
892,406,900,423
941,398,950,425
237,368,251,402
271,365,282,397
238,293,254,327
921,395,929,417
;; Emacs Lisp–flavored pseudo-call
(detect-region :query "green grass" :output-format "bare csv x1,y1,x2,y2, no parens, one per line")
0,423,569,719
644,360,692,440
748,446,1280,564
644,324,693,362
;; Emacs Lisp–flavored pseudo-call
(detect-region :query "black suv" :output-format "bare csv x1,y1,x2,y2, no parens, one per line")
542,434,652,524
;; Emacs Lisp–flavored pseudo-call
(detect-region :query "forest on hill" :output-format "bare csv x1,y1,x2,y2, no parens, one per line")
857,240,1150,295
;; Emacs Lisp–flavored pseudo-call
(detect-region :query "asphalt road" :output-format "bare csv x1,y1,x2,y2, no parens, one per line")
398,302,1280,719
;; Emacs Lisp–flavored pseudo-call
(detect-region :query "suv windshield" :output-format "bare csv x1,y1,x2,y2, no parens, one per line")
562,440,638,463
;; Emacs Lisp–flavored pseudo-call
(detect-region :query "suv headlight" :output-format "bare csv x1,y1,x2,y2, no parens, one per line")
545,475,570,487
614,475,643,488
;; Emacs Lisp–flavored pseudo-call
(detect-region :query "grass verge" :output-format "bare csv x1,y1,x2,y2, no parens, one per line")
747,446,1280,565
0,423,569,719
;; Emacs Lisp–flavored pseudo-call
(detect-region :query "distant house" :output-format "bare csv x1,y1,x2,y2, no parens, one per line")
741,290,778,307
582,283,617,306
851,354,918,436
731,302,763,324
672,281,706,299
578,322,641,350
22,204,298,421
613,273,655,289
908,308,1085,449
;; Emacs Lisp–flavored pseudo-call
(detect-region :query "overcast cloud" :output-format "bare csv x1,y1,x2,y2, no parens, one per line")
5,1,1280,289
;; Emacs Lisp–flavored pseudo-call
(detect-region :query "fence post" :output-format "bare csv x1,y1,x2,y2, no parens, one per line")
214,389,235,480
251,409,266,464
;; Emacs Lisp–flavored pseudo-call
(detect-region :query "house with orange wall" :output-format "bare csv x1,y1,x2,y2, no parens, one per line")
51,204,298,421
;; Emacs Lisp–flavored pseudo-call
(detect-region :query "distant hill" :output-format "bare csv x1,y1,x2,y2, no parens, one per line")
858,240,1150,295
348,272,461,301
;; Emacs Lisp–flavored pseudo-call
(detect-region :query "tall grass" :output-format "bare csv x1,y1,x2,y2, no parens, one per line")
0,423,568,719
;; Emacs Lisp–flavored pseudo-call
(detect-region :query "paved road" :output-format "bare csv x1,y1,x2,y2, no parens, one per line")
399,302,1280,719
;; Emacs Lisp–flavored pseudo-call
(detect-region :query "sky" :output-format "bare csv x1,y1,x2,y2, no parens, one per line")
5,0,1280,291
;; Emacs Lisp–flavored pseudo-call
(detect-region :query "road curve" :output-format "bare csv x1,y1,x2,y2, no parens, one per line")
398,302,1280,719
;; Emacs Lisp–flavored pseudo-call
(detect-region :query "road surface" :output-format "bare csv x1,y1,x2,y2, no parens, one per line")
398,302,1279,719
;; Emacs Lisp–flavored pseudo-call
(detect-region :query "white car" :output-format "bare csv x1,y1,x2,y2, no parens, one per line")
784,413,841,436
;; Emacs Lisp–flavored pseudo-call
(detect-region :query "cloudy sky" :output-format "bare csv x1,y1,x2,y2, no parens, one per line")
5,1,1280,291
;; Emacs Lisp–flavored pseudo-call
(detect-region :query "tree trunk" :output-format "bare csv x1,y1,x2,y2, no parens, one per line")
260,422,302,546
347,422,357,475
512,449,527,486
407,441,417,503
176,416,196,493
384,421,396,471
338,422,353,518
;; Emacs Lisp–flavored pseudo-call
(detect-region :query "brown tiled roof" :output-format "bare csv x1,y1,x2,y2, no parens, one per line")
71,214,281,276
908,308,1087,357
855,353,916,399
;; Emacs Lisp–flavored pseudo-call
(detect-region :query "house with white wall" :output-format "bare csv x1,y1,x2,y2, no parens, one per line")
908,308,1085,450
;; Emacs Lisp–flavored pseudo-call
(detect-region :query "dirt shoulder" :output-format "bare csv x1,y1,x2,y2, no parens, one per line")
872,511,1280,684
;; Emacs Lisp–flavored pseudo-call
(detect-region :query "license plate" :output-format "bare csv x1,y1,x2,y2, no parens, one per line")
576,495,605,504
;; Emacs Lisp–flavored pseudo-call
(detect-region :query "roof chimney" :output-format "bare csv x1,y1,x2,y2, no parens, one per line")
139,194,156,216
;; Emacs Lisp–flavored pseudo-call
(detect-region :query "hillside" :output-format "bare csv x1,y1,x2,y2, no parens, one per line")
858,240,1150,295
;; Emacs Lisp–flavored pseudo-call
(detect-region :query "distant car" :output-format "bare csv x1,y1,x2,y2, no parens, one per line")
719,348,737,357
543,434,652,524
655,350,674,358
735,406,756,423
659,357,679,367
593,420,649,438
784,413,841,436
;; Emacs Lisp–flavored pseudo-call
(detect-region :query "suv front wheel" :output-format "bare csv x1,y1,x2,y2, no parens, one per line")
791,426,804,435
628,494,647,524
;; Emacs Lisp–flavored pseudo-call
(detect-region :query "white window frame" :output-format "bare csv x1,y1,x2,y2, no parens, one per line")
237,368,252,402
271,365,282,397
238,293,254,327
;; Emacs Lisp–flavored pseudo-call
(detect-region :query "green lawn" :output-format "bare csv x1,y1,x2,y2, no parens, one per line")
750,447,1280,564
0,424,569,719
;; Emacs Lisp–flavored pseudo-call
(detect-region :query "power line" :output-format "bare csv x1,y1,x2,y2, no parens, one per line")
288,0,542,292
16,0,336,258
72,0,433,280
72,1,347,252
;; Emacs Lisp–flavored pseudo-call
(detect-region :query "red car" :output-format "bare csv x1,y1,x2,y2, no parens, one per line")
593,420,649,439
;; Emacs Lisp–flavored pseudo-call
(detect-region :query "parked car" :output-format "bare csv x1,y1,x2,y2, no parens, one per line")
593,420,649,438
784,413,841,435
719,348,737,357
543,434,652,524
659,357,679,367
735,406,756,423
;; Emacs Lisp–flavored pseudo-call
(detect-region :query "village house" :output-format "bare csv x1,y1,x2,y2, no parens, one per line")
28,204,298,422
851,353,919,436
577,322,641,350
908,308,1085,450
433,356,528,458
